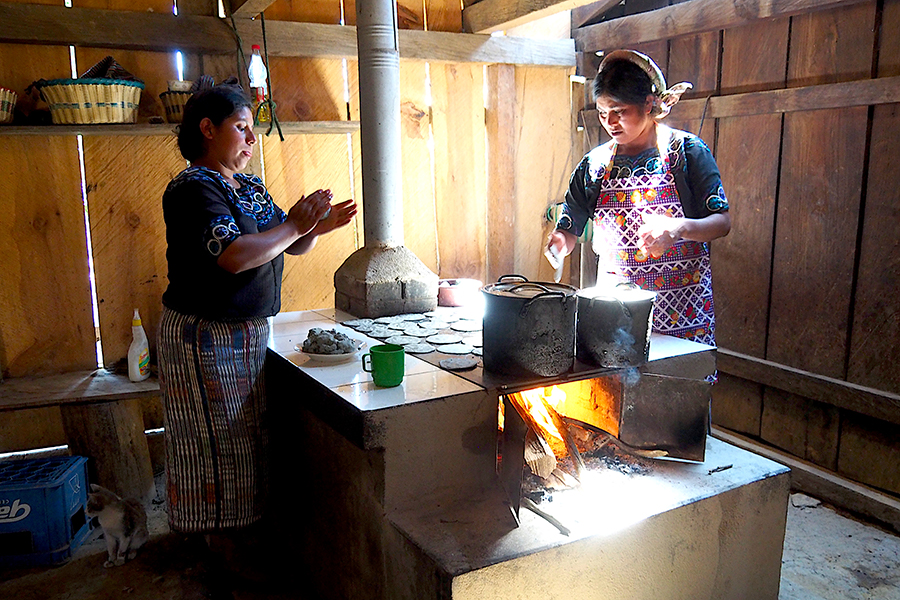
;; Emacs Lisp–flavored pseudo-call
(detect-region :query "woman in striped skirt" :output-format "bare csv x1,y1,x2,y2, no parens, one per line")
158,82,356,537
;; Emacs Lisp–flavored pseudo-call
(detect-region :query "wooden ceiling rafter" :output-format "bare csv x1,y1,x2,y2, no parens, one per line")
229,0,277,19
0,1,575,67
462,0,616,34
570,0,623,30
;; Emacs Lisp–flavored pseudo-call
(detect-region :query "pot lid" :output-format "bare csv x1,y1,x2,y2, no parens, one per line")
483,280,577,299
577,283,657,302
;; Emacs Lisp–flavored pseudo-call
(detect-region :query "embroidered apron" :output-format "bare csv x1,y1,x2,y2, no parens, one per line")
591,127,716,346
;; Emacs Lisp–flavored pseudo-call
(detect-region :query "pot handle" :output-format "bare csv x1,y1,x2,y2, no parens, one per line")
497,274,529,284
508,283,553,295
588,294,633,320
521,291,567,317
615,282,642,292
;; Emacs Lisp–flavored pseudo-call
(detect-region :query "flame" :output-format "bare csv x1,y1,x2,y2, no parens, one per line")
519,386,567,444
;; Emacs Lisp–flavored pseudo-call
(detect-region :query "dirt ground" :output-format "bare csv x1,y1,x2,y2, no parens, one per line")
780,494,900,600
1,480,898,599
0,474,303,600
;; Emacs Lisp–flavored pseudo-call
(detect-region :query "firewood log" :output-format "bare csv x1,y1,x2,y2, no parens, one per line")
524,428,557,479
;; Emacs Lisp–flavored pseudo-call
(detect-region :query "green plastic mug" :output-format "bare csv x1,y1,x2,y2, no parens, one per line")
361,344,405,387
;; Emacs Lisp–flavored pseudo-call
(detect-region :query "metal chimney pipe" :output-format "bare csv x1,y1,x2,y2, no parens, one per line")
334,0,437,317
356,0,403,247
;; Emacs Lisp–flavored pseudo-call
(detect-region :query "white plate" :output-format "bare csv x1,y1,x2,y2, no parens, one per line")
294,341,366,364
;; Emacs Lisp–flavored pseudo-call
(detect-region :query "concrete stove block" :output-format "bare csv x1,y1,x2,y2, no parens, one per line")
642,333,717,380
334,245,439,318
267,310,788,600
389,437,791,600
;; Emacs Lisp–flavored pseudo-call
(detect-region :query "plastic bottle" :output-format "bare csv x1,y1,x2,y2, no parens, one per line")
128,309,151,382
248,44,270,123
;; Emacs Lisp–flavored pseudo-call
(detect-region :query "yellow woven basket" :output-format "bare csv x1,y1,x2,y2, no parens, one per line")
40,78,144,124
159,90,192,123
0,88,16,124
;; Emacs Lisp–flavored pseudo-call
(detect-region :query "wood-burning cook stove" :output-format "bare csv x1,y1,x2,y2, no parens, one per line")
267,309,791,600
499,370,711,527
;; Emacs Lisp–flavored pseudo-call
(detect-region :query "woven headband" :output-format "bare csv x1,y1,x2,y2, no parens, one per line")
598,49,693,118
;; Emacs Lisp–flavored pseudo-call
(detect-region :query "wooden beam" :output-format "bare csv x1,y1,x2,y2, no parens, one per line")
0,2,575,67
0,122,361,136
235,17,358,59
463,0,615,34
715,349,900,427
571,0,624,29
485,64,517,281
712,426,900,533
675,75,900,119
229,0,277,19
573,0,869,51
398,29,574,65
0,2,236,53
579,76,900,123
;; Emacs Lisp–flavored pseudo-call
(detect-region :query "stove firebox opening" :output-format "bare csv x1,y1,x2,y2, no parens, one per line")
497,375,666,517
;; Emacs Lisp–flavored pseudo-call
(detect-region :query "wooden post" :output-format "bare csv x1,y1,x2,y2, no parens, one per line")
60,398,155,505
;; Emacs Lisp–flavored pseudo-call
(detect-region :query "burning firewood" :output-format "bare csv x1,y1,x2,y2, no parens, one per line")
562,416,668,459
507,391,566,456
524,428,557,479
508,390,587,484
536,394,586,479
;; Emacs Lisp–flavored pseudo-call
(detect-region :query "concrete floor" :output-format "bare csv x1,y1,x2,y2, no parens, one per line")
1,476,898,599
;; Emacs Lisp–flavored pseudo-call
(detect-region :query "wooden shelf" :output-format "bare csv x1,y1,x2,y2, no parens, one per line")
0,120,360,137
0,369,160,412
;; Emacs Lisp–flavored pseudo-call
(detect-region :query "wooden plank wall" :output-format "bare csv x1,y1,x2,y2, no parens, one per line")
575,0,900,499
263,12,356,312
839,0,900,496
711,17,789,436
0,0,575,453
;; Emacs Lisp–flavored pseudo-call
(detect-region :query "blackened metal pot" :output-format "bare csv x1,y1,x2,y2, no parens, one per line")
482,275,577,377
576,283,657,368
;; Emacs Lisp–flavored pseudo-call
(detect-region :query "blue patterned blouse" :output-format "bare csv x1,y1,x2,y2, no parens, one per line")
162,166,288,320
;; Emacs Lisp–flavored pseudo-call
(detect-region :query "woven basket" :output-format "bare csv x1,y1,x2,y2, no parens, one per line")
0,88,16,124
159,90,192,123
40,78,144,124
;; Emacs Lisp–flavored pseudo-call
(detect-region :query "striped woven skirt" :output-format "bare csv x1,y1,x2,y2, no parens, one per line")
157,306,270,533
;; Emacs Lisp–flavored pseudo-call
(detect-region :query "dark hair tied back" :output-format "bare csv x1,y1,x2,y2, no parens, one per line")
176,83,252,162
592,59,654,107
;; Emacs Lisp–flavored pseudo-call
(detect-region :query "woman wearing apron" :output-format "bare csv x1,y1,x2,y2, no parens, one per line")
547,50,731,347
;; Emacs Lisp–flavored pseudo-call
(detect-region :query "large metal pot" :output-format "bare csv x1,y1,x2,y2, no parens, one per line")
482,275,577,377
576,283,657,368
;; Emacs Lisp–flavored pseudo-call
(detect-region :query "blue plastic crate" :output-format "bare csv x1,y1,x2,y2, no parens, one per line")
0,456,92,567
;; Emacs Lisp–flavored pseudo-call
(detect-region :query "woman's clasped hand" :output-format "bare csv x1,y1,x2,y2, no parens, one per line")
287,189,357,238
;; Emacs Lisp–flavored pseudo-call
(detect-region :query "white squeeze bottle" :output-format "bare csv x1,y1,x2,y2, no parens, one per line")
128,308,151,382
248,44,270,122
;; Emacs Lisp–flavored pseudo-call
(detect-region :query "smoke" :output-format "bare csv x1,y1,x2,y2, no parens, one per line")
613,325,636,355
620,366,641,387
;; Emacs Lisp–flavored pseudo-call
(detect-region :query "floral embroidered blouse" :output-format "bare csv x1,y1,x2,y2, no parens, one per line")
557,127,729,239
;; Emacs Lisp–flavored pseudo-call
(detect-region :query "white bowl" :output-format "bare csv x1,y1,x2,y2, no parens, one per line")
294,340,366,364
